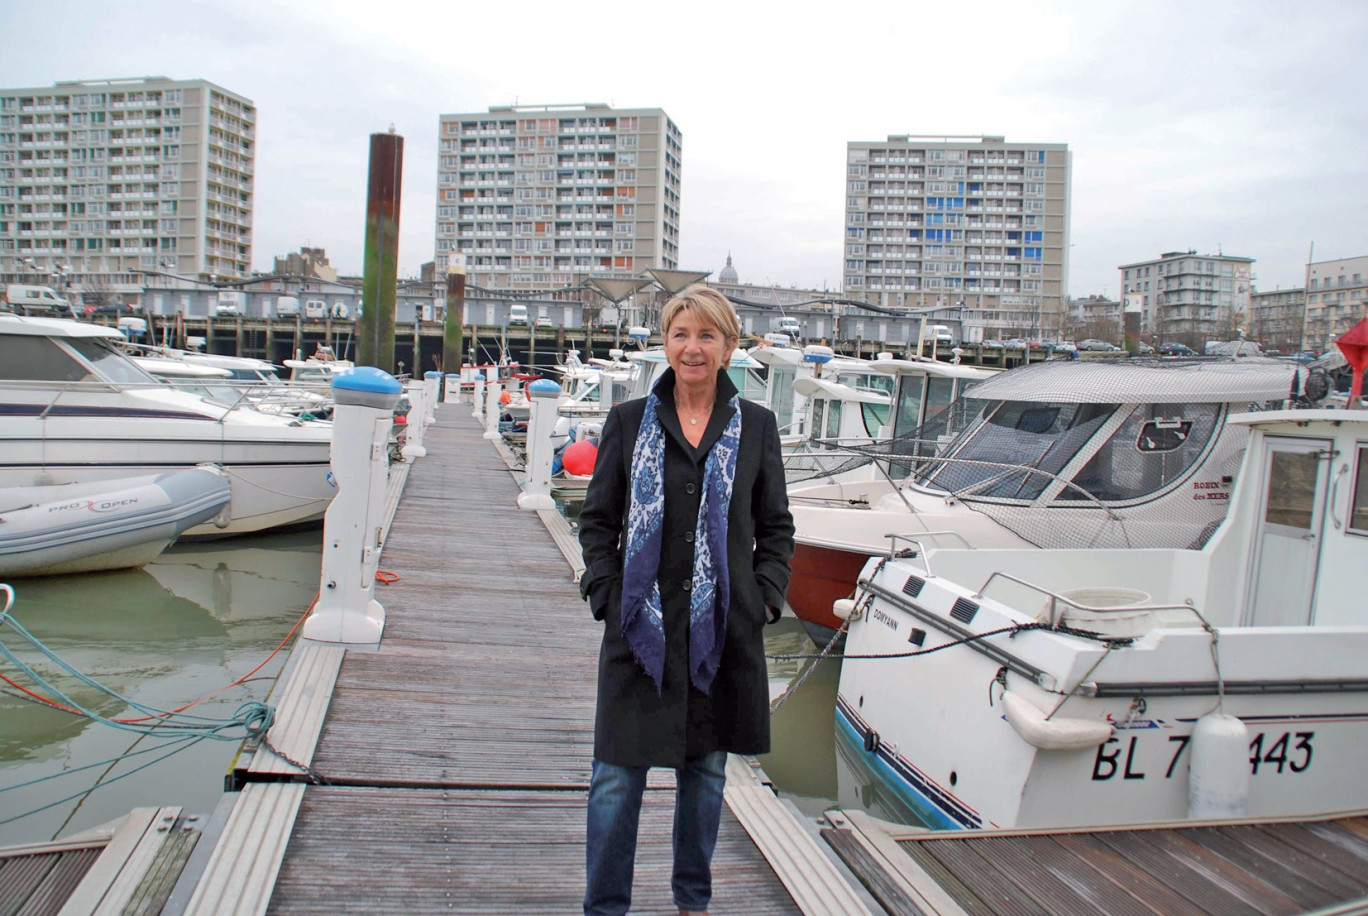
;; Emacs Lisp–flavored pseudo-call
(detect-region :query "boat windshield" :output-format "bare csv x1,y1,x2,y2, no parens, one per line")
915,399,1224,503
64,337,161,385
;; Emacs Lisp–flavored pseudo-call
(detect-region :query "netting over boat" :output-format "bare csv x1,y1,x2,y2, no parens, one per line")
786,357,1303,550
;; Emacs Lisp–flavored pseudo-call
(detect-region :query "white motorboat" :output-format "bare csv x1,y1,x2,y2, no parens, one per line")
751,343,920,453
0,467,232,576
785,357,1300,642
834,398,1368,830
782,353,998,481
0,313,336,537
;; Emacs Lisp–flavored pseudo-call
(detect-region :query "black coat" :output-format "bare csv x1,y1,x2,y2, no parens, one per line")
578,368,794,768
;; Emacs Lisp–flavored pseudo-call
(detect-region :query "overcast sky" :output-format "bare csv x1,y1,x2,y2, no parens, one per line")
3,0,1364,297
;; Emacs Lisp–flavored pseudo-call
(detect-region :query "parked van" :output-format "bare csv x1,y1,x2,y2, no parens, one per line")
303,299,328,319
776,316,802,340
276,296,300,318
214,290,247,316
508,303,528,326
3,284,71,316
928,324,954,345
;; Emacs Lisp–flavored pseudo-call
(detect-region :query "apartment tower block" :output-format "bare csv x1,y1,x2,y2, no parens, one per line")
0,76,255,302
434,103,681,292
1118,250,1255,344
843,135,1072,340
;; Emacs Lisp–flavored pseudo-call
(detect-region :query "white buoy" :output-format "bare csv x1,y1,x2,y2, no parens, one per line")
1187,712,1250,819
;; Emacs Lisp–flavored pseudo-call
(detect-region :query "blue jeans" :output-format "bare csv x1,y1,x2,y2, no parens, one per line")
584,751,728,915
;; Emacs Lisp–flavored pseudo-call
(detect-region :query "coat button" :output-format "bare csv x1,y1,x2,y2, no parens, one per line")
684,531,695,543
682,578,692,592
685,482,697,495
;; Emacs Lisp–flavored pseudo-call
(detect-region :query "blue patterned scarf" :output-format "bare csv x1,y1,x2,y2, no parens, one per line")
620,384,742,695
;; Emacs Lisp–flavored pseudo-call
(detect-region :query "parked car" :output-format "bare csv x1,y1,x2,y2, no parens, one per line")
1136,341,1155,355
535,316,553,329
980,339,1005,349
1157,342,1197,356
90,303,139,316
1077,339,1120,351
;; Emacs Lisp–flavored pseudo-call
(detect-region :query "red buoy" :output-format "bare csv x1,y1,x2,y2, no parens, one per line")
562,440,598,477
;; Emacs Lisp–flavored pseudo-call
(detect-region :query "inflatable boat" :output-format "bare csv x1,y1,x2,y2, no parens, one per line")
0,467,232,577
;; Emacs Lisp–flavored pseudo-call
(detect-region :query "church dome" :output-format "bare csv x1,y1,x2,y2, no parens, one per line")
719,253,739,284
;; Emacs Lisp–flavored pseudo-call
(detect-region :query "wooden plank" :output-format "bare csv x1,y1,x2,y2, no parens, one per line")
1,847,101,916
821,827,933,916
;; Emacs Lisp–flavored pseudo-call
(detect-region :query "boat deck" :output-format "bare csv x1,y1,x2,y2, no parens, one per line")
180,404,868,914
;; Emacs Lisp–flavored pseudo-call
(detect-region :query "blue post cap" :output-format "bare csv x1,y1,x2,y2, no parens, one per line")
332,366,402,410
528,378,562,399
425,371,442,379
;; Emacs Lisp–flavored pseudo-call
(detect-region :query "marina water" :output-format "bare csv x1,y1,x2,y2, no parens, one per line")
0,531,322,846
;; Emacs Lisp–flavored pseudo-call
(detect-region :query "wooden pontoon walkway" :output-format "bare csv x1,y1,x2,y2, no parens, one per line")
181,405,870,914
821,808,1368,916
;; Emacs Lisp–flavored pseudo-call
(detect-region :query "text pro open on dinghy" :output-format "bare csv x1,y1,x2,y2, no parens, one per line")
0,313,334,536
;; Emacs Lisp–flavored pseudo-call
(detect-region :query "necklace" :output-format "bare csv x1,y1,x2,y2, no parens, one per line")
675,395,714,426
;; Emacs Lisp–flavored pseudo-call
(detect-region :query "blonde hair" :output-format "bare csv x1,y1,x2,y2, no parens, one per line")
661,284,740,342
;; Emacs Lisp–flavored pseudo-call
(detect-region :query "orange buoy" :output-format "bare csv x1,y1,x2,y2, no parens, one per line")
499,390,511,405
562,439,598,476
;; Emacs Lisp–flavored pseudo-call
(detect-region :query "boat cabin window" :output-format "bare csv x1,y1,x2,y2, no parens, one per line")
726,366,767,403
0,335,91,382
862,400,890,437
809,399,826,442
1059,404,1221,502
1347,446,1368,536
769,366,795,432
825,398,843,440
1265,449,1320,529
64,337,159,385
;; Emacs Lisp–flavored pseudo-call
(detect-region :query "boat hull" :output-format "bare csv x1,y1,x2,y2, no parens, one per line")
788,542,869,643
837,553,1368,831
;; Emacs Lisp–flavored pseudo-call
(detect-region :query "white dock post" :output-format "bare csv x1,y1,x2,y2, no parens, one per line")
599,370,614,411
472,377,486,418
517,379,562,511
303,367,401,645
483,380,503,440
424,370,441,416
401,380,428,459
444,372,462,404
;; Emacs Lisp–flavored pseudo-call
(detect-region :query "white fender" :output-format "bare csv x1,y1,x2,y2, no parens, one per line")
1188,712,1250,819
1001,690,1113,751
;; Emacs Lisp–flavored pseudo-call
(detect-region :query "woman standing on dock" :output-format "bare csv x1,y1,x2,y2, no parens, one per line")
577,285,794,916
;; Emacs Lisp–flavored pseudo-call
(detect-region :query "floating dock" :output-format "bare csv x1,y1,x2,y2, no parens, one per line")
177,405,869,914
